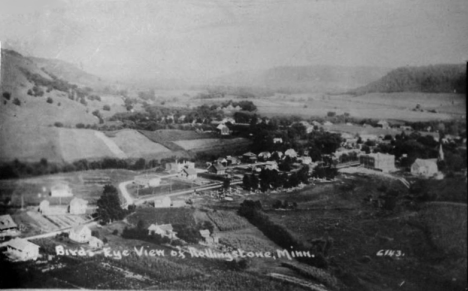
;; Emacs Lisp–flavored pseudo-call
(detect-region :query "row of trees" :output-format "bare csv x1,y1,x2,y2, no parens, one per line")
242,166,310,192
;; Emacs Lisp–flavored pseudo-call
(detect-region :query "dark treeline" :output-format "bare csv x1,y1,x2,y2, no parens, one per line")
351,64,466,95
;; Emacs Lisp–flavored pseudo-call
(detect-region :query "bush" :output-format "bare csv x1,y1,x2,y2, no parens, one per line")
103,104,111,111
91,230,100,238
76,123,85,129
112,229,119,235
46,97,53,104
2,92,11,100
54,122,63,127
27,89,33,96
12,98,21,106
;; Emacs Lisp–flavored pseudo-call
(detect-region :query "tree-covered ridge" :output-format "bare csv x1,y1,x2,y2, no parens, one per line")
351,64,466,95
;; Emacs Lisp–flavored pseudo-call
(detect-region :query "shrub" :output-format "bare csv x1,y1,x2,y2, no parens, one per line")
91,230,100,238
103,104,111,111
57,102,61,106
76,123,85,129
54,122,63,127
2,92,11,100
112,229,119,235
27,89,33,96
12,98,21,106
46,97,53,104
327,111,336,117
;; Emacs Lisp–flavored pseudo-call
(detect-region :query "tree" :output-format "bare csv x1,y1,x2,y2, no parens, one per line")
47,97,53,104
2,92,11,100
96,185,126,224
103,104,111,111
12,98,21,106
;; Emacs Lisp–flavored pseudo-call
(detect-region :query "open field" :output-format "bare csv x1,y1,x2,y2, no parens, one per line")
206,210,250,231
108,129,171,159
174,137,252,153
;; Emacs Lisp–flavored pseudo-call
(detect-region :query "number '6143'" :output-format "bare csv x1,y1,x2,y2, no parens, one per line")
376,249,405,257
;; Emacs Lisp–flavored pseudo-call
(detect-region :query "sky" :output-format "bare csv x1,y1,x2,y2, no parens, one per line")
0,0,467,82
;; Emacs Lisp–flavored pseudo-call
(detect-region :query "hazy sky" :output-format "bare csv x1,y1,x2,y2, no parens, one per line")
1,0,467,82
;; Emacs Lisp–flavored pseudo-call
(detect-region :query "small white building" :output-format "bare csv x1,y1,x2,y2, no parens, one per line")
134,174,162,188
411,159,438,177
154,196,172,208
217,123,230,135
148,224,177,239
69,225,92,243
50,183,73,197
69,198,88,215
88,236,104,249
297,156,312,165
4,238,40,261
38,200,67,215
377,120,390,129
180,168,197,180
323,121,333,126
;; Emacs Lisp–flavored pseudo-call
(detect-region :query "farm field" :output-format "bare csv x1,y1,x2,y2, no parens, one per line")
206,210,250,231
174,137,251,152
107,129,171,159
253,93,462,121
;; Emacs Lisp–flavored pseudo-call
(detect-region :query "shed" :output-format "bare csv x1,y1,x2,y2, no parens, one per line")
4,238,39,261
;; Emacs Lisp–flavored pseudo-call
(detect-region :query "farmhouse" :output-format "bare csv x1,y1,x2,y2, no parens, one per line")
180,168,197,180
0,214,19,237
69,198,88,215
411,159,438,177
216,123,231,136
208,164,226,175
221,117,235,124
50,183,73,197
360,153,396,173
89,236,104,249
323,121,333,126
4,238,40,261
148,224,177,239
69,225,92,243
284,149,298,158
312,121,321,127
134,174,162,188
154,196,172,208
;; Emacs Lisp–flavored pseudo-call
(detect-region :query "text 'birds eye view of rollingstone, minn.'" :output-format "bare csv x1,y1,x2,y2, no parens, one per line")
0,11,467,291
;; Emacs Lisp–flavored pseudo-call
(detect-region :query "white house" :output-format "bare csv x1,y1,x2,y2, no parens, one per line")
297,156,312,165
154,196,172,208
4,238,40,261
88,236,104,249
221,117,235,124
50,183,73,197
411,159,438,177
323,121,333,126
217,123,230,135
360,153,396,173
199,229,219,244
69,225,92,243
38,200,50,213
265,161,279,171
148,224,177,239
69,198,88,215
